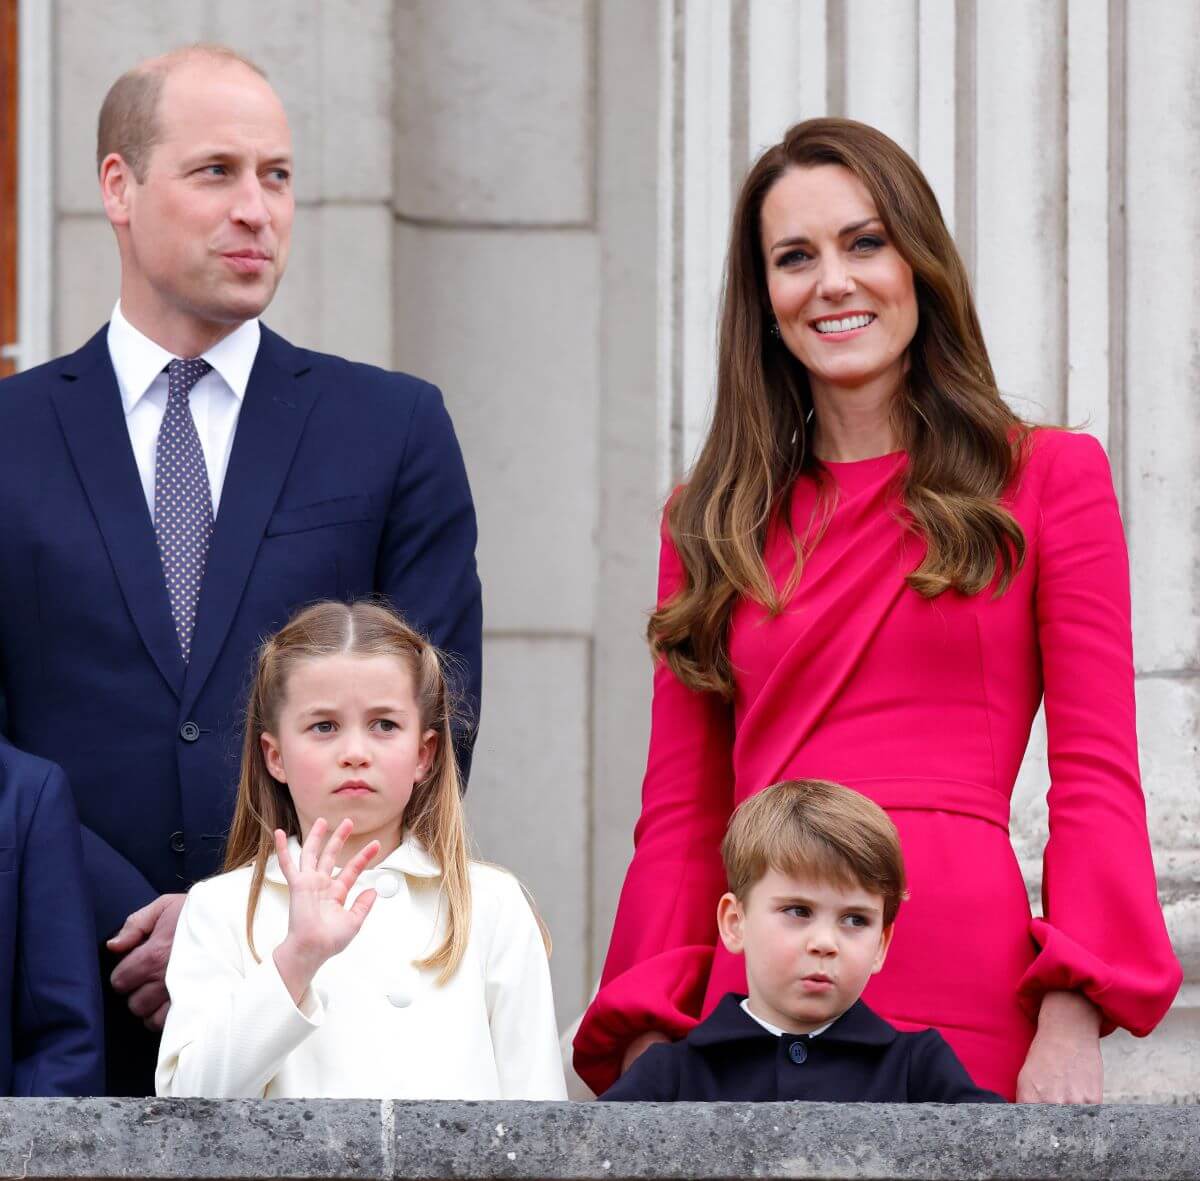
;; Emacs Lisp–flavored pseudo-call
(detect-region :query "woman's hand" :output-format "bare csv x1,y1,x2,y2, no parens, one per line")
621,1030,671,1074
272,818,380,1006
1016,990,1103,1103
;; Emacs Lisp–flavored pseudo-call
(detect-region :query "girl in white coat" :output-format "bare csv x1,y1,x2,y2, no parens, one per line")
156,600,567,1100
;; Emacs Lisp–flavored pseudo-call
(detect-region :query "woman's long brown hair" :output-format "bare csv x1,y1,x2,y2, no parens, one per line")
223,600,473,984
651,117,1028,698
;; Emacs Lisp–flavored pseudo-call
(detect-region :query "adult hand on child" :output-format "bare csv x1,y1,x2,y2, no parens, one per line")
1015,990,1103,1103
108,892,188,1031
272,818,380,1006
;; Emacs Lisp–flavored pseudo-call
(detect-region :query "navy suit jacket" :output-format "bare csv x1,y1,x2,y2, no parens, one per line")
600,994,1004,1103
0,740,104,1094
0,325,482,939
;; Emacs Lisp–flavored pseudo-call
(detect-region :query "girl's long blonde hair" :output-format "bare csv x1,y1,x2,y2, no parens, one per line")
223,599,472,984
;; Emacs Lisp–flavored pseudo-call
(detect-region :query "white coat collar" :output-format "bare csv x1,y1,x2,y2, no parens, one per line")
263,830,442,885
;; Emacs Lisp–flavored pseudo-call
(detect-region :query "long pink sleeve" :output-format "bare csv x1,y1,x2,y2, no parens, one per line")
573,518,735,1095
1017,432,1181,1033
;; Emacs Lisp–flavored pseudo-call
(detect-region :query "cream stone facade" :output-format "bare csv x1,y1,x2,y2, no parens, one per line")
22,0,1197,1101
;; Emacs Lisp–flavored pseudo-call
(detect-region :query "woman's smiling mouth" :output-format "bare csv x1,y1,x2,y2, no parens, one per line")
810,312,877,337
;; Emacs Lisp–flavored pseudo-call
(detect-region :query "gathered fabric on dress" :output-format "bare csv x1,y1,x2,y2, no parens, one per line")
574,429,1181,1100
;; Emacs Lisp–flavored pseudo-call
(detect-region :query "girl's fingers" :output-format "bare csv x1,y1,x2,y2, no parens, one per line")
300,816,327,872
318,817,354,876
348,888,377,929
274,829,295,880
336,839,381,896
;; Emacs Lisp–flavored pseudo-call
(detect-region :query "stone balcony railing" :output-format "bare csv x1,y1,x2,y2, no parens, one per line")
1,1099,1198,1181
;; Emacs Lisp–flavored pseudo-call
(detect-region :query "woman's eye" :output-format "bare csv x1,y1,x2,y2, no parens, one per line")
776,249,811,267
852,235,884,252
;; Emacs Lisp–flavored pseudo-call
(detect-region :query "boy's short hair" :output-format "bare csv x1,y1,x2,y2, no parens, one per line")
721,780,908,925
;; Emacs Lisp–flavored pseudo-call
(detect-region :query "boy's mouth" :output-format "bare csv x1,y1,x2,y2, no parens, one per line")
799,972,834,992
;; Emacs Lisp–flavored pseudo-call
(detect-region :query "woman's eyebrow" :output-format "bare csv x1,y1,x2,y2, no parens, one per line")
770,218,881,252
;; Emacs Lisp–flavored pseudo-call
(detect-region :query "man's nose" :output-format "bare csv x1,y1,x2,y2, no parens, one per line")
231,176,271,229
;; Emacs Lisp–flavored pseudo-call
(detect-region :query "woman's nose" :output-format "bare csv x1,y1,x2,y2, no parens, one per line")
815,256,854,300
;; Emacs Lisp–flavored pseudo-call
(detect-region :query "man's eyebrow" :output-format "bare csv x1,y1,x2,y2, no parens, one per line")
769,217,882,252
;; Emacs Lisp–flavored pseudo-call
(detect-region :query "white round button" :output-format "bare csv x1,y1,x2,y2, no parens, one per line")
387,987,413,1009
375,872,400,899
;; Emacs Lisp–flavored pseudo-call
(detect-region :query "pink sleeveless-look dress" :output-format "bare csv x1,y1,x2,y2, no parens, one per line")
575,429,1180,1099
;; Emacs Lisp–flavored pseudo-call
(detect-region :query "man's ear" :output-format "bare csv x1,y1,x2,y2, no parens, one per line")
99,152,136,227
717,892,746,956
261,732,286,783
871,922,896,975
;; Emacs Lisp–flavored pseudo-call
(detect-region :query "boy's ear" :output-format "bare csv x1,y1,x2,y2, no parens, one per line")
871,922,896,974
717,892,746,956
261,732,286,783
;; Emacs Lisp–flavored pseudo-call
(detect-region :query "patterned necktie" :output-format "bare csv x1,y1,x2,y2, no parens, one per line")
154,357,214,662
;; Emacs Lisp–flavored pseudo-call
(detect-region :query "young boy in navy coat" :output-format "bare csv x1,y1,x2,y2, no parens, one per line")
601,779,1001,1103
1,740,104,1094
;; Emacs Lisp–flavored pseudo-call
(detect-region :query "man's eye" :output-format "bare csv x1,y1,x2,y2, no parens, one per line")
202,165,227,177
268,169,291,184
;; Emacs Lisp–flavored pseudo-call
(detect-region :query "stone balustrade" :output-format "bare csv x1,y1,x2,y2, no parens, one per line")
1,1099,1198,1181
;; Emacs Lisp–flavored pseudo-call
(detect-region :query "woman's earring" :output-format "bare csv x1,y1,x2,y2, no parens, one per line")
769,319,782,340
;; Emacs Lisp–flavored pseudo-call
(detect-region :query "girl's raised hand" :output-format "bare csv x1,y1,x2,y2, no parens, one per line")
272,818,381,1006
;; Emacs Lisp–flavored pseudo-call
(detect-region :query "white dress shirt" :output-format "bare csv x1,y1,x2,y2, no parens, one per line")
106,302,261,518
156,834,568,1100
740,997,834,1039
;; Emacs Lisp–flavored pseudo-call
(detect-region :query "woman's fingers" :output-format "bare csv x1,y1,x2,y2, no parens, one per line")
336,839,381,896
318,818,354,876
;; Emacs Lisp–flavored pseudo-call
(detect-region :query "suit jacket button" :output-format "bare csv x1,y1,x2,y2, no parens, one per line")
169,831,186,854
179,721,200,742
788,1040,808,1065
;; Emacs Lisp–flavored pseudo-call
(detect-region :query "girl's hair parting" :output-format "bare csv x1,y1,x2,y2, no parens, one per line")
223,599,472,983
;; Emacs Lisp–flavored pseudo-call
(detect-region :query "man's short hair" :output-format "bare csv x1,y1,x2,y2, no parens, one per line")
96,44,266,181
721,780,908,925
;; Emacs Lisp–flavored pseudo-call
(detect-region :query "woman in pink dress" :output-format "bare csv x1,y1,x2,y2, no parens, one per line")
574,119,1180,1101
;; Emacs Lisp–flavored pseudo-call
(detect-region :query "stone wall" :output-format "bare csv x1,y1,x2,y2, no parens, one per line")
1,1098,1198,1180
37,0,1198,1099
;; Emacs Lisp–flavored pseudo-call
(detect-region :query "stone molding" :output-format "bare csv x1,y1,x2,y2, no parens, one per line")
1,1099,1198,1180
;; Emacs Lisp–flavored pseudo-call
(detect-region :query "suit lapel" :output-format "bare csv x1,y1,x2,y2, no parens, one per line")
181,328,318,714
50,328,186,697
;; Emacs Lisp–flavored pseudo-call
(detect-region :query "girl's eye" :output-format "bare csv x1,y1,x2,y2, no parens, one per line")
374,719,398,732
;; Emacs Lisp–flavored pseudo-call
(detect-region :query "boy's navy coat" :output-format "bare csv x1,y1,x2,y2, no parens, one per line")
0,325,482,941
0,741,104,1095
600,994,1004,1103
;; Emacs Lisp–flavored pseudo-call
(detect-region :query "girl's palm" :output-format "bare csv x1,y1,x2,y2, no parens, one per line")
275,819,379,964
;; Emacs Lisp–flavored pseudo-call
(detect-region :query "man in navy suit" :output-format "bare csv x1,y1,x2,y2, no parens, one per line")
0,740,104,1095
0,45,481,1094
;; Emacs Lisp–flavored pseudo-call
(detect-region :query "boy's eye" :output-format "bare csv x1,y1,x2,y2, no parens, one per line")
842,913,870,928
783,905,812,918
310,720,335,734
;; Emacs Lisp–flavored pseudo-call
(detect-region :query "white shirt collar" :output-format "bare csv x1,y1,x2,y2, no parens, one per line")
739,997,835,1039
107,301,260,413
264,830,443,886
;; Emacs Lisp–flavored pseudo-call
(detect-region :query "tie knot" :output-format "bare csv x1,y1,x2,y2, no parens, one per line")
167,357,212,399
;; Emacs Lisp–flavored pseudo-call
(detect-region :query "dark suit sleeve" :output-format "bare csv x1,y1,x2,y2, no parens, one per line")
78,826,158,941
14,763,105,1095
377,381,482,782
597,1042,681,1101
907,1031,1006,1103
